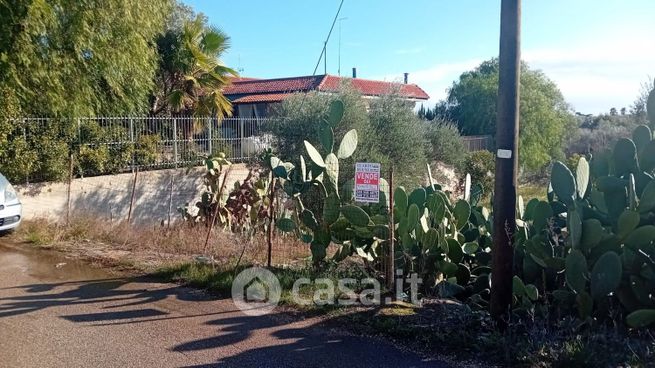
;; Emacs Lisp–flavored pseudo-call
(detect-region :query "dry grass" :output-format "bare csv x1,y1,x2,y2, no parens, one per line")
518,184,548,202
13,215,313,270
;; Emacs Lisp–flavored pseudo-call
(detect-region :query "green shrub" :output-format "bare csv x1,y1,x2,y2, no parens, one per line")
267,84,426,188
77,120,138,175
0,86,20,141
463,150,495,197
78,145,111,176
78,120,109,175
77,120,134,176
0,90,35,182
267,84,373,161
423,119,466,168
135,134,161,166
1,113,79,182
28,119,73,181
0,88,38,183
368,94,428,188
104,124,133,173
0,132,37,183
210,139,234,161
567,116,636,156
566,153,582,173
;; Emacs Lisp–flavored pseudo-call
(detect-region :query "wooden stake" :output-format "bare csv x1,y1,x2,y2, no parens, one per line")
127,168,139,224
388,165,395,291
203,165,233,253
168,172,174,228
426,163,436,191
66,152,73,226
266,174,276,268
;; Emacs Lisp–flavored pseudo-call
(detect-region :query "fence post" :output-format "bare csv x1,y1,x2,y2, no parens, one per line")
66,152,73,225
22,121,28,184
388,165,395,291
207,117,213,156
77,117,82,146
173,118,178,167
239,118,245,158
77,118,83,178
129,117,135,172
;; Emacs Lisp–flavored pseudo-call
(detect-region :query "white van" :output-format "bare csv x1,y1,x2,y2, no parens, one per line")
0,173,22,232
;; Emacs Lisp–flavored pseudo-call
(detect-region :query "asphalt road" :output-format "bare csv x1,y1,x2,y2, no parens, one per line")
0,242,450,368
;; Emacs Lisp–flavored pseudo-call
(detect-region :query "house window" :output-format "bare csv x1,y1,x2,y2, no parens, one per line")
237,104,255,118
254,103,267,118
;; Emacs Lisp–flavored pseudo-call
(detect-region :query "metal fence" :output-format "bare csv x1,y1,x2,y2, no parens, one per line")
462,135,493,152
7,116,488,185
9,116,275,182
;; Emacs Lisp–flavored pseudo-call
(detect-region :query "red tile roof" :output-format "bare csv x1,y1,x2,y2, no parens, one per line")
225,75,324,95
319,75,429,99
231,93,290,103
224,75,429,104
230,77,261,83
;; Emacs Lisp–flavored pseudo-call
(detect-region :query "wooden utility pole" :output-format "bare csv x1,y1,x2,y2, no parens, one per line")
491,0,521,326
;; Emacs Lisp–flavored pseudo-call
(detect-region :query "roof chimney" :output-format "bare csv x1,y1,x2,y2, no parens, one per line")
403,72,409,84
352,67,357,78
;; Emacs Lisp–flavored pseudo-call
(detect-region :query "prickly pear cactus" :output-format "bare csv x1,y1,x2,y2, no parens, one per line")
392,181,493,302
272,100,384,264
517,96,655,326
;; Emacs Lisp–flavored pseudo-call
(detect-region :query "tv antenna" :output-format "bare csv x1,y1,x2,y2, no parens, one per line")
237,55,244,74
312,0,345,76
338,17,348,76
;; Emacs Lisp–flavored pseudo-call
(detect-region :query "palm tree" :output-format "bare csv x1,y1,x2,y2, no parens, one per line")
152,15,238,118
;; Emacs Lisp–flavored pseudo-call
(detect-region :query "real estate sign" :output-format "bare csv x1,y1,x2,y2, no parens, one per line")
354,162,380,203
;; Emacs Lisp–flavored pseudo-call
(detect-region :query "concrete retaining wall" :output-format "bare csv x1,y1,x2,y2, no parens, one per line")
16,165,251,225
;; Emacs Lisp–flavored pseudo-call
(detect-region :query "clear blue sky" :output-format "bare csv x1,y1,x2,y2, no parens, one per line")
183,0,655,114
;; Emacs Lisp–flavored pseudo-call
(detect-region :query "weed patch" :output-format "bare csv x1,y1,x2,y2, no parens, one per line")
12,216,312,268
